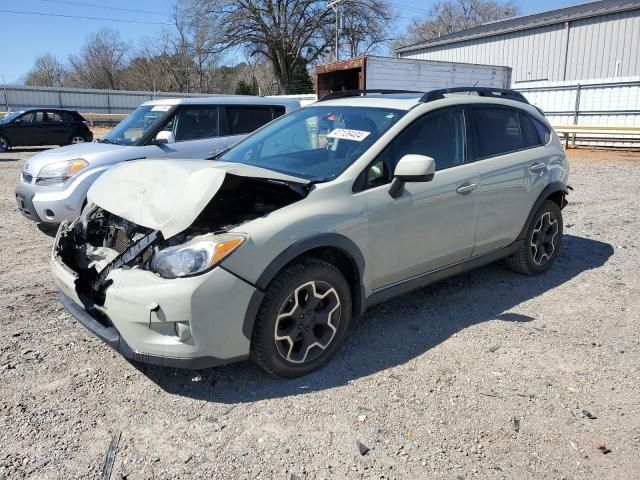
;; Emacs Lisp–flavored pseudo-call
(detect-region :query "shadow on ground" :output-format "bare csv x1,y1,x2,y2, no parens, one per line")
139,235,613,403
37,223,59,237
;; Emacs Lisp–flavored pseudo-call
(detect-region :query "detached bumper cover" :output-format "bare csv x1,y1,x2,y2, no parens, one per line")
58,291,246,369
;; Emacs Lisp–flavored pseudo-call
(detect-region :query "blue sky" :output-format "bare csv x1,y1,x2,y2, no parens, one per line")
1,0,585,83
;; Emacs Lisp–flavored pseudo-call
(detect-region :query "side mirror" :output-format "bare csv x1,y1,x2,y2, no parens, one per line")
154,130,175,145
389,154,436,198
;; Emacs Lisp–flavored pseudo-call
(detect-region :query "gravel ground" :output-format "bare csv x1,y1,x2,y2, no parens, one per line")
1,148,639,480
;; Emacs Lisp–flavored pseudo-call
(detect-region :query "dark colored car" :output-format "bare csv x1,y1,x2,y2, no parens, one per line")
0,108,93,150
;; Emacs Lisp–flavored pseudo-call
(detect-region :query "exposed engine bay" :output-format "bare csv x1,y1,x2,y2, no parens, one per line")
55,174,307,305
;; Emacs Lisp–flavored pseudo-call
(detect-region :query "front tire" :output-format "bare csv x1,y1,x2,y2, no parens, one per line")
506,200,563,275
250,258,352,377
0,135,10,151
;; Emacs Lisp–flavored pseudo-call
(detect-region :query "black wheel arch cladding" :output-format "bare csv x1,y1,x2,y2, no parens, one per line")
242,233,366,340
518,181,568,241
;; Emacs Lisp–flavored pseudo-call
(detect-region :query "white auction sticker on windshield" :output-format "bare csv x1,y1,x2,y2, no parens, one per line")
327,128,371,142
151,105,172,112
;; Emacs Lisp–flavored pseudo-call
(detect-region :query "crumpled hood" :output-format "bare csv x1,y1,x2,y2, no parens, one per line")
24,142,131,176
87,159,309,238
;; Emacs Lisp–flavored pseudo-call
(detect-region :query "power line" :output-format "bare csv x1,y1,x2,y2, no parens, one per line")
389,2,430,15
0,9,173,25
32,0,172,17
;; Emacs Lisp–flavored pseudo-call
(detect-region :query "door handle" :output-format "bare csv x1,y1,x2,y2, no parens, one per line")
529,162,547,172
456,183,477,194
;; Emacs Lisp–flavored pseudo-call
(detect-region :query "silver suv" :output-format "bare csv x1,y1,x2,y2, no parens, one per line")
51,88,569,377
16,96,299,224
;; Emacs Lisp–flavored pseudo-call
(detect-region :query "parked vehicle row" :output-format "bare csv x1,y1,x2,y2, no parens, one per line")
45,88,570,377
14,96,299,224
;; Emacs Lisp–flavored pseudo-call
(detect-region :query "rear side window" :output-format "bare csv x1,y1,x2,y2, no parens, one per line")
472,107,523,159
44,111,64,123
225,106,279,135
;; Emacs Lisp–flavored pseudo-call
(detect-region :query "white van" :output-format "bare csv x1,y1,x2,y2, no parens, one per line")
16,96,300,224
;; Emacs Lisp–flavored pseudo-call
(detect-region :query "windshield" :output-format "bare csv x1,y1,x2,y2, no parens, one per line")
0,111,25,124
217,106,405,181
101,105,172,146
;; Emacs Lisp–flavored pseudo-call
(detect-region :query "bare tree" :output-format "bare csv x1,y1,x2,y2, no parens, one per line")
187,0,389,94
394,0,519,48
68,29,129,89
24,54,67,87
341,0,395,58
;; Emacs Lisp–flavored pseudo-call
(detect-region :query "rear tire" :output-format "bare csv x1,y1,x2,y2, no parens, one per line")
250,258,352,378
0,135,10,151
506,200,563,275
68,134,88,145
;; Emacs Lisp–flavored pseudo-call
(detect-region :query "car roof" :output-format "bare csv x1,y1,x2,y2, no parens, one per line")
15,107,78,113
307,92,544,119
312,93,424,111
142,96,301,109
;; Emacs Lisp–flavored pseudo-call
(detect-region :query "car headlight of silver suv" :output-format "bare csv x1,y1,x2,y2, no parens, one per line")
150,233,247,279
36,158,88,185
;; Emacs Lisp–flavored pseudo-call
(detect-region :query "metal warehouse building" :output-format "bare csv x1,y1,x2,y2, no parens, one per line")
396,0,640,84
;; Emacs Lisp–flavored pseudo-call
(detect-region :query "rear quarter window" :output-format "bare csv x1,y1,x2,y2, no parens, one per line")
518,112,542,148
531,116,552,144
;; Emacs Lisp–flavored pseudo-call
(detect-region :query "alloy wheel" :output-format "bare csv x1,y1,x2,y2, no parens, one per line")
530,211,559,266
274,280,341,364
71,136,86,144
0,137,7,149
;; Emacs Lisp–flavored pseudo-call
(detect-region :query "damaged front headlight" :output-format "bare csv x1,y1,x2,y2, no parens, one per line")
36,158,88,185
150,233,247,279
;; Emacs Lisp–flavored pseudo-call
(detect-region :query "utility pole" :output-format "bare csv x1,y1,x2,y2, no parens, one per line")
328,0,344,61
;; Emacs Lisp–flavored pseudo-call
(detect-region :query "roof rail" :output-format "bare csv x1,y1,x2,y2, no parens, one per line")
420,87,529,104
318,89,423,102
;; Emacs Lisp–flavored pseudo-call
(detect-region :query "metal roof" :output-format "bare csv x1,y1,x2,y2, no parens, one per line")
396,0,640,53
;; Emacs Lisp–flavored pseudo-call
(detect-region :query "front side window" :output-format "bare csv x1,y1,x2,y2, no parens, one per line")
360,108,466,190
472,107,527,159
101,105,173,146
218,106,405,181
171,107,219,142
17,112,35,124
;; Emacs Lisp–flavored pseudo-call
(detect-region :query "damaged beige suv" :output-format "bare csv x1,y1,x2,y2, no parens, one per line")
51,88,569,377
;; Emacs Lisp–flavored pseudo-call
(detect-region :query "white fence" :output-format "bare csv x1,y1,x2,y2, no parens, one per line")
515,77,640,147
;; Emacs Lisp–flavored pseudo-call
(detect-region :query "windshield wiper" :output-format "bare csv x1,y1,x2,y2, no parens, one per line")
97,138,119,145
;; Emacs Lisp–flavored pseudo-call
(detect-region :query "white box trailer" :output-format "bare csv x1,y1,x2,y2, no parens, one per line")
315,55,512,98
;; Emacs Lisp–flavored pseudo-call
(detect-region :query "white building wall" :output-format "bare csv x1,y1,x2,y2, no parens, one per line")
399,9,640,84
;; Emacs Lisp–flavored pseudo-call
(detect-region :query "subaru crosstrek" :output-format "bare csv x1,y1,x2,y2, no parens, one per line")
51,88,569,377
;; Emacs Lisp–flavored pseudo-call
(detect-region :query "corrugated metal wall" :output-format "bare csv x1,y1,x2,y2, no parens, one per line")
399,9,640,84
0,85,203,114
365,56,511,89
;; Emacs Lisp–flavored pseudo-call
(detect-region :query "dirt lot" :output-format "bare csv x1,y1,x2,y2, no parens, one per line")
1,148,639,479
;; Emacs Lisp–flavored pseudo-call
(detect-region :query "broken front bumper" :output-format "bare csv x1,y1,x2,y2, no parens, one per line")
51,255,256,369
